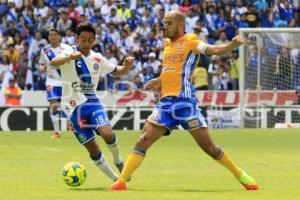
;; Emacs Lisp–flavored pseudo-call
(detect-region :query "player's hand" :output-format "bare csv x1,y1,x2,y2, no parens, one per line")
144,77,161,93
231,35,245,47
69,51,82,60
123,56,134,70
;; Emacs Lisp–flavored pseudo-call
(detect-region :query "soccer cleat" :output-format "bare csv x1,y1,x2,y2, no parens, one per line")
238,171,259,190
108,182,128,191
115,161,131,181
51,132,61,139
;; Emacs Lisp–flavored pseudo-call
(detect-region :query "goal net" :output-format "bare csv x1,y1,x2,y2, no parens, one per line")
239,28,300,128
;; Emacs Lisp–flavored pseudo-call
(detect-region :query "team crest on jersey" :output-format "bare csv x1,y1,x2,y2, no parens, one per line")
176,42,184,51
93,63,99,71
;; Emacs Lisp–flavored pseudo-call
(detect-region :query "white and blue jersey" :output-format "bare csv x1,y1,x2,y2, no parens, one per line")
58,46,116,144
39,43,69,100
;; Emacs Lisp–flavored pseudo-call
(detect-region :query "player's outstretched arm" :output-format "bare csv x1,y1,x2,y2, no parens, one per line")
112,56,134,76
50,51,82,66
205,35,245,55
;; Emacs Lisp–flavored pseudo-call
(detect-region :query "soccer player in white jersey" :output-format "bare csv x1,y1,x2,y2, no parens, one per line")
50,22,134,182
39,29,70,138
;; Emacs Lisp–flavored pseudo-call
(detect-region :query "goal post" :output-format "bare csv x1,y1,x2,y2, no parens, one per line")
239,28,300,128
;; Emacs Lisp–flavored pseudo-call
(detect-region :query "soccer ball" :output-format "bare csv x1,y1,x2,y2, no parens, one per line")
62,162,87,187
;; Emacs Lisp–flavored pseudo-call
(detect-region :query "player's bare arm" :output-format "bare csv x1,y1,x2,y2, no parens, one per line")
50,51,82,66
144,77,161,93
112,56,134,76
205,35,245,55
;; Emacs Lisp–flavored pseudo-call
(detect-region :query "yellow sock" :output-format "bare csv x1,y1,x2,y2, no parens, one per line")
217,151,243,178
118,152,144,183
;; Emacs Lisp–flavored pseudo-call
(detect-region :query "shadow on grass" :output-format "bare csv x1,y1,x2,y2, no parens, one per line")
69,187,106,191
70,187,243,193
129,188,243,193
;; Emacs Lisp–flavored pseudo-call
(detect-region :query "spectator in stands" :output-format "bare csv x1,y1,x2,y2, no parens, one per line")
7,21,20,39
106,7,122,25
246,4,260,27
127,9,142,31
132,75,144,90
0,56,13,86
56,10,72,34
143,52,161,78
275,47,293,90
208,55,220,90
3,42,20,65
193,22,208,42
191,64,208,90
112,76,130,93
279,0,296,25
229,49,240,90
34,0,49,19
28,31,48,58
215,31,230,45
179,0,194,16
117,1,131,23
101,0,117,19
205,4,219,36
62,28,76,46
217,61,230,90
0,32,14,53
232,0,248,21
3,77,22,106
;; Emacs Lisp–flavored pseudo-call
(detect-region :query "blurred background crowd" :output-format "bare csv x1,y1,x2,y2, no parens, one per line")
0,0,300,95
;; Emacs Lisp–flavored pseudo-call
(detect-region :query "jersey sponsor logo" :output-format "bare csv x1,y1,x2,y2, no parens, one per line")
162,66,174,72
72,81,95,94
187,119,199,128
164,53,185,63
93,63,100,71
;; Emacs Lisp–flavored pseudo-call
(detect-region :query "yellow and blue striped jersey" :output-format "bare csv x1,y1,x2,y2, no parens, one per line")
161,34,203,98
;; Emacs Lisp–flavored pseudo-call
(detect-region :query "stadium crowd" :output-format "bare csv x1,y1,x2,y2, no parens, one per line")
0,0,300,96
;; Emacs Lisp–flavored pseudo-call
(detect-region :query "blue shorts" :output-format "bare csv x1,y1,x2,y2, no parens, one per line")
47,86,62,101
70,100,111,144
147,97,207,134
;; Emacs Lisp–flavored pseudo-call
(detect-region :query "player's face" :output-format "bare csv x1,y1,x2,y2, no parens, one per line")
48,31,60,45
164,14,181,40
77,31,95,53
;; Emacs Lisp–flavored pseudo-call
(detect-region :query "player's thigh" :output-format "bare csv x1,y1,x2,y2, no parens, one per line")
136,122,167,151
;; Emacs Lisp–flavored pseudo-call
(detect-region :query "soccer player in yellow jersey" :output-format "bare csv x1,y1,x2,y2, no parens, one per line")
109,10,259,191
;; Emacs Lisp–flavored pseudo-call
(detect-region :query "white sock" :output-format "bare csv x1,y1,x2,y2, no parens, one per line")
91,152,118,181
106,133,122,164
50,111,60,133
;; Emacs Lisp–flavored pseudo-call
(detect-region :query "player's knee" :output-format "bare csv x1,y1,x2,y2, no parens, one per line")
137,134,150,148
97,126,113,142
202,143,219,157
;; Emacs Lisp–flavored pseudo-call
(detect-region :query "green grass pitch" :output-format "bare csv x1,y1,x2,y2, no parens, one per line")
1,129,300,200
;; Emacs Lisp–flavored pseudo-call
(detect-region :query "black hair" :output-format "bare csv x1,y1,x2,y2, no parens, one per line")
49,29,60,34
77,22,96,37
